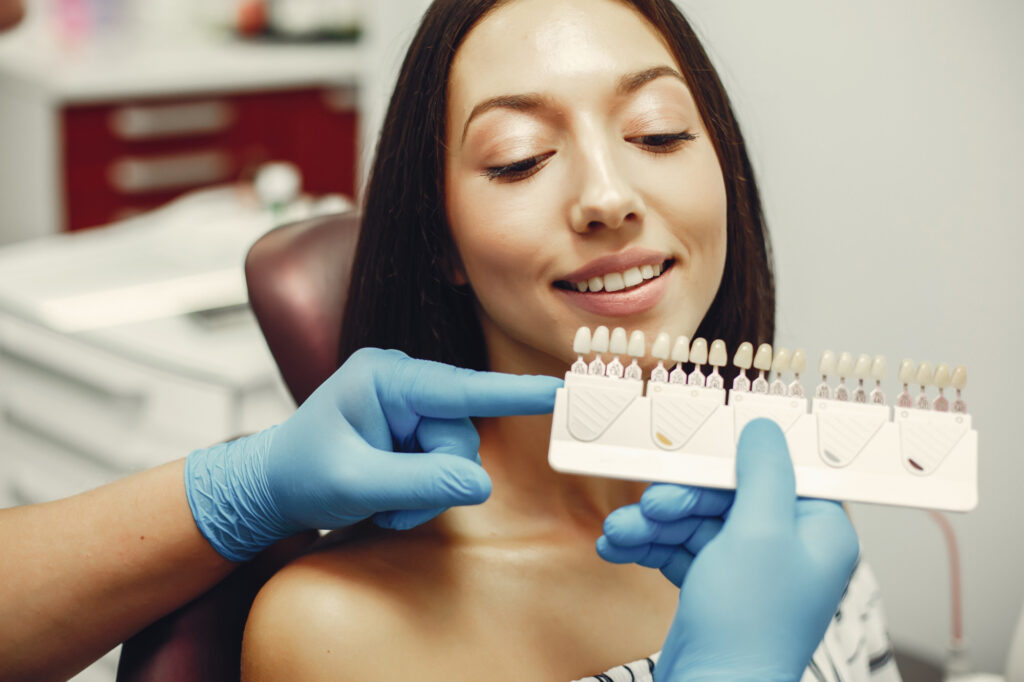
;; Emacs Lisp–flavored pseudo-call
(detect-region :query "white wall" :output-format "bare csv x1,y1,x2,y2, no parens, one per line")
362,0,1024,672
676,0,1023,672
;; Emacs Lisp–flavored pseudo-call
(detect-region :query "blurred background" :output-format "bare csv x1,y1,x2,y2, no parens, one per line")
0,1,1020,681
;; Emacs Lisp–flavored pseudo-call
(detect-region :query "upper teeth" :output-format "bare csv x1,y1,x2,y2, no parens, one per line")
574,263,664,293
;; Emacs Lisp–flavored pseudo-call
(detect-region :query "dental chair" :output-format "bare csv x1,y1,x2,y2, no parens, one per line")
116,211,361,681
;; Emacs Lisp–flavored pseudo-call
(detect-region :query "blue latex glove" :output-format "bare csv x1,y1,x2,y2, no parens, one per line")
598,482,733,587
600,419,860,682
185,347,561,561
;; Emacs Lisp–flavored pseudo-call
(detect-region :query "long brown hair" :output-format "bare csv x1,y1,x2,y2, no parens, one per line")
340,0,774,381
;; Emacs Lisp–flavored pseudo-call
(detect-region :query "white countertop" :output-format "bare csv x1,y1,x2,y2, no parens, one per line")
0,34,362,102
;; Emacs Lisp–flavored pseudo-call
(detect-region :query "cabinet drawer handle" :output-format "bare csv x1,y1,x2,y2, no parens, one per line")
108,151,232,194
109,101,235,140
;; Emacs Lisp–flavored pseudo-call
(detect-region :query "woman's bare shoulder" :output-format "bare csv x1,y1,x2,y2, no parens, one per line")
241,530,454,681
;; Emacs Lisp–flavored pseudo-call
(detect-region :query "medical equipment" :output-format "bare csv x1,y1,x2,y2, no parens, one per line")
548,326,978,512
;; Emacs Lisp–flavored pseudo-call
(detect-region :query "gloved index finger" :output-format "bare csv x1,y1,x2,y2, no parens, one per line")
398,360,562,419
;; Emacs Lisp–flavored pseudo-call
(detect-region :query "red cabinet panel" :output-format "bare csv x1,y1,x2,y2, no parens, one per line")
61,88,357,231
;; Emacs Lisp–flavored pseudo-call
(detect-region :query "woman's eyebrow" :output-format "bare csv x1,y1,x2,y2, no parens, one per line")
459,66,686,144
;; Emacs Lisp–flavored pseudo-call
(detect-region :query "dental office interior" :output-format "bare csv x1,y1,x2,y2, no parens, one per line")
0,0,1020,680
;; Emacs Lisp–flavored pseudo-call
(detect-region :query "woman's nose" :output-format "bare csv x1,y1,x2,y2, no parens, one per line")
569,143,646,234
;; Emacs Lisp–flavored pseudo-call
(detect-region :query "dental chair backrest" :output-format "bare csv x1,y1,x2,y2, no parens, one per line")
116,212,360,681
245,210,361,405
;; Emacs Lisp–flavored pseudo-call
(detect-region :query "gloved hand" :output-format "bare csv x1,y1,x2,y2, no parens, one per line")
597,482,732,587
601,419,860,682
185,347,561,561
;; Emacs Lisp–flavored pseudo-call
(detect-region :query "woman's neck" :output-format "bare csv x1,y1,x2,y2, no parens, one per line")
438,413,646,543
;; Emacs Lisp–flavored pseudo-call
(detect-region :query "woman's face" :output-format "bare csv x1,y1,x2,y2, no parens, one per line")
445,0,727,376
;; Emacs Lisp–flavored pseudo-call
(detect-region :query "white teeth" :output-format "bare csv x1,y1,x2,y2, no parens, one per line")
622,267,643,288
604,272,625,292
569,261,669,293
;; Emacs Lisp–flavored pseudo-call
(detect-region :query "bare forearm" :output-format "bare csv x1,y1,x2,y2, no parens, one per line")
0,459,235,681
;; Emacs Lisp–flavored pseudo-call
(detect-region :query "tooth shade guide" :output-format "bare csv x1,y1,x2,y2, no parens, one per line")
551,363,979,513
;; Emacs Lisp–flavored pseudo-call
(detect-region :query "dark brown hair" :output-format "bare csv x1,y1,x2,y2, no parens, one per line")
340,0,774,380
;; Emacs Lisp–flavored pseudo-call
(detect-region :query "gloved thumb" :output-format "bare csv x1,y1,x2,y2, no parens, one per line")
360,449,493,512
730,418,796,527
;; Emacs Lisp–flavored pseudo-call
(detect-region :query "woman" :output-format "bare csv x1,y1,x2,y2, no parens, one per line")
242,0,896,679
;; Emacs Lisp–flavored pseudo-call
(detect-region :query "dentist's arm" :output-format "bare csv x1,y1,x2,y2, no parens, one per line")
0,348,560,682
599,419,859,682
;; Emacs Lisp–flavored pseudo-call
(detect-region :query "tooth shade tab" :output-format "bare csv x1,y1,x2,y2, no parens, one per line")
627,330,646,357
915,361,934,386
933,363,951,388
651,332,671,360
709,340,728,367
836,352,854,377
898,358,915,384
951,365,967,390
854,354,872,380
609,327,628,355
572,327,592,355
591,326,610,353
818,350,837,376
871,355,887,382
790,349,807,374
689,337,709,365
670,336,690,363
772,347,791,374
733,342,754,370
753,343,773,372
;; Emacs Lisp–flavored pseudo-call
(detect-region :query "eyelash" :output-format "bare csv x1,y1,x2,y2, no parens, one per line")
483,131,698,182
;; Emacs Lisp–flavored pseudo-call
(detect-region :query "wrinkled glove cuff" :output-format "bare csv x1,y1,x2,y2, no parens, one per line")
185,428,292,562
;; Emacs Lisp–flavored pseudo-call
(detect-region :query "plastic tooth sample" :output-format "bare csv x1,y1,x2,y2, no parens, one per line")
688,337,709,387
752,342,772,394
896,358,915,408
770,347,790,395
706,339,728,389
649,332,671,383
605,327,628,378
951,364,967,413
732,341,754,392
624,330,646,380
834,352,854,401
932,362,951,412
815,350,836,399
571,327,591,374
914,361,934,410
852,353,872,403
788,348,807,398
870,355,887,405
588,325,609,376
669,335,690,384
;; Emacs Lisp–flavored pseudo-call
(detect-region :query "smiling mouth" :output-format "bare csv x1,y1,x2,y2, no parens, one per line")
554,258,675,293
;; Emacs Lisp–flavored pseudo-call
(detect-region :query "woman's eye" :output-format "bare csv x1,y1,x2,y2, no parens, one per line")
483,152,555,182
631,131,697,152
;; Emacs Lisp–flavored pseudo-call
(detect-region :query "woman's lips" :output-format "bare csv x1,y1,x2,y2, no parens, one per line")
554,264,671,317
